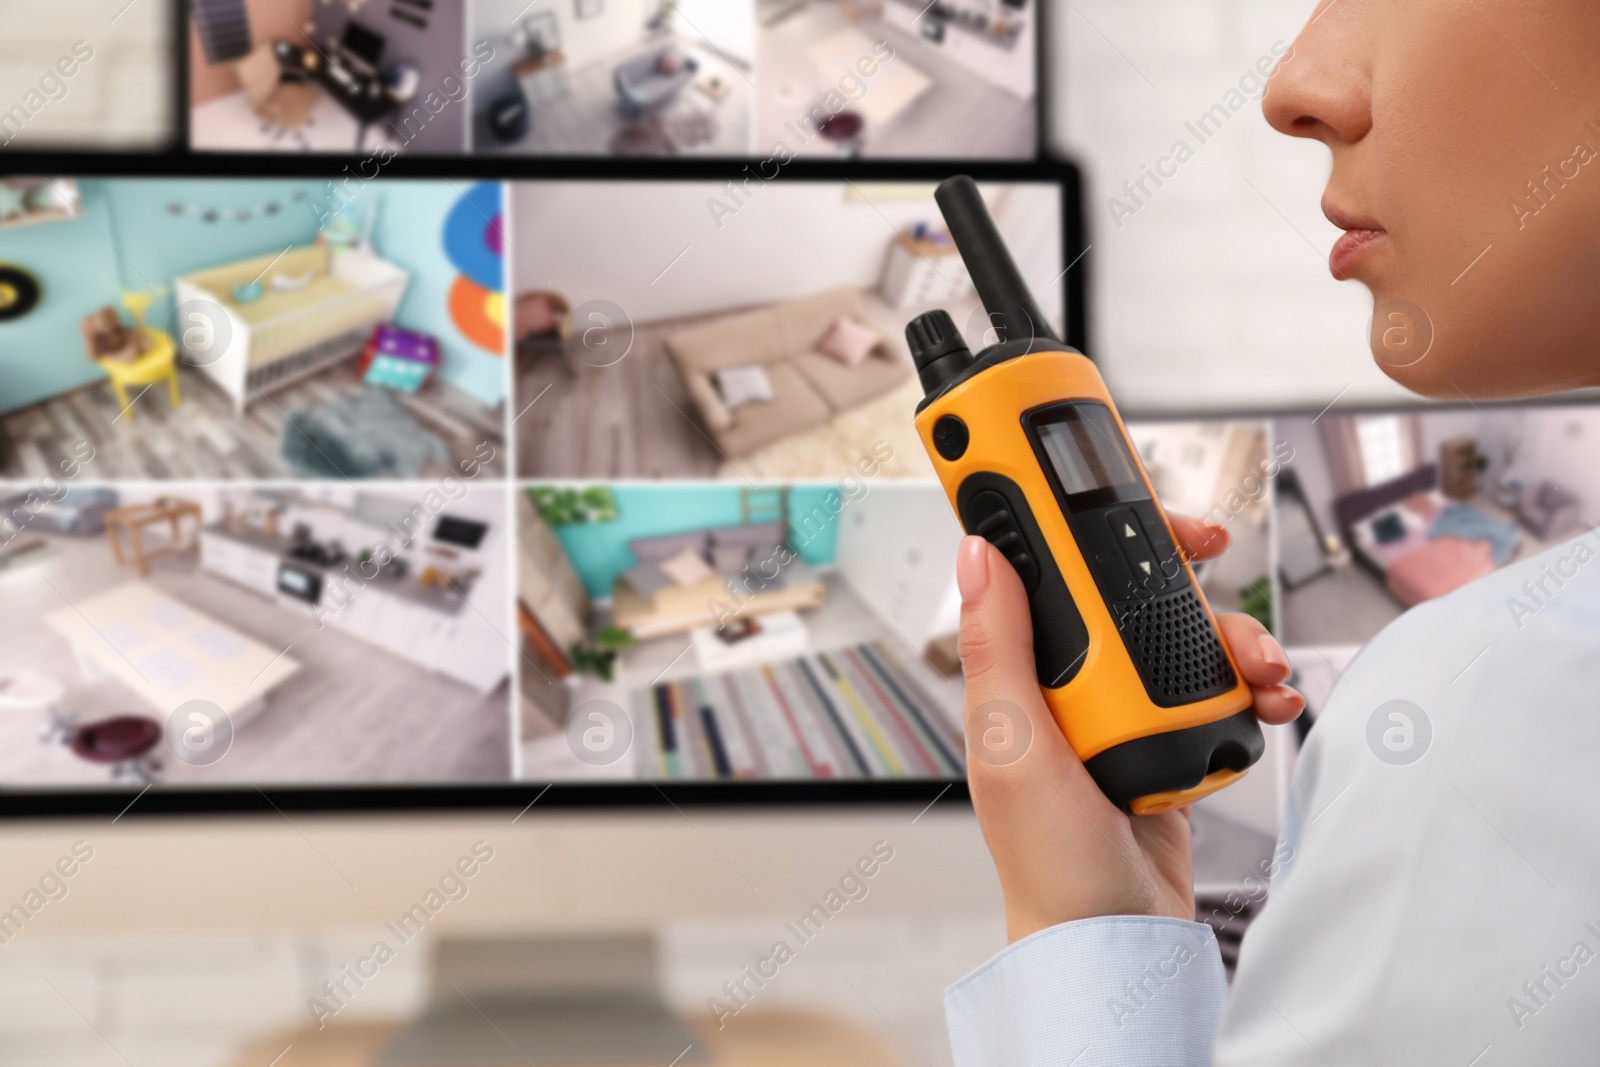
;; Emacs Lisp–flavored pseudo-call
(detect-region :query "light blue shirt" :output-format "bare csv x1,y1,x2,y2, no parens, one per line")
946,532,1600,1065
946,915,1229,1066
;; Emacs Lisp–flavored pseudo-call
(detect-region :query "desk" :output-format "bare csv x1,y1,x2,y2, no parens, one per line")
106,498,203,577
44,581,301,722
275,41,397,151
225,1011,897,1067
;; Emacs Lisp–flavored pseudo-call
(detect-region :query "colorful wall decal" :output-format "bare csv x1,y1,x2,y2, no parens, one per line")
0,265,41,322
442,181,504,356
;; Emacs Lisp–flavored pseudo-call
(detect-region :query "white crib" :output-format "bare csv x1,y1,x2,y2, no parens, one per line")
174,245,410,414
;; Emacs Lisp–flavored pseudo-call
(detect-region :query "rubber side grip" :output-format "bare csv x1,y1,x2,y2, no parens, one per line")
1082,708,1265,814
956,472,1090,690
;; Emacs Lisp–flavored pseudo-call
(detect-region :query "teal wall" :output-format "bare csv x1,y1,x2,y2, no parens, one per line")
0,179,505,415
546,486,841,599
97,179,328,324
0,189,132,414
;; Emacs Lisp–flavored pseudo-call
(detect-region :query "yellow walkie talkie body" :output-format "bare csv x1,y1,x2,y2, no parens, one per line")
910,177,1261,815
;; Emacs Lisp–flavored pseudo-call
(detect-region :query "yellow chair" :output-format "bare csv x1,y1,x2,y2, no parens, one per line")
99,289,179,419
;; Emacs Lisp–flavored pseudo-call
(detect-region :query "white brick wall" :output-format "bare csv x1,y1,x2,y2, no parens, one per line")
0,0,173,148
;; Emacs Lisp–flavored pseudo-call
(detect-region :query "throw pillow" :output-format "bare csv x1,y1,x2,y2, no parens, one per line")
271,269,316,292
1370,510,1406,544
709,542,749,575
621,560,673,599
714,365,775,410
656,50,681,75
817,315,881,367
658,544,714,587
1403,490,1441,521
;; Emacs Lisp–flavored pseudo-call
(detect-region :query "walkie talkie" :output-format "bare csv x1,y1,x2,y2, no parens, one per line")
910,176,1262,815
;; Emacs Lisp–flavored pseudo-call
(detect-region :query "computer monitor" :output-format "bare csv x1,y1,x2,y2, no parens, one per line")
0,168,1085,820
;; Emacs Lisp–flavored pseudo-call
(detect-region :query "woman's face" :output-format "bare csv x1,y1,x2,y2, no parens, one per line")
1264,0,1600,400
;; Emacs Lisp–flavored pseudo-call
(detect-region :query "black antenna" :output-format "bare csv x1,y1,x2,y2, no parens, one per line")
934,175,1059,346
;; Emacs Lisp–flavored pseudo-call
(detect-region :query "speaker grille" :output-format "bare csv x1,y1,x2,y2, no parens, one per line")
1113,587,1236,705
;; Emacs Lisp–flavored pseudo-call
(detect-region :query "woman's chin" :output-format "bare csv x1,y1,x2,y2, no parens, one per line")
1371,338,1584,402
1371,354,1460,399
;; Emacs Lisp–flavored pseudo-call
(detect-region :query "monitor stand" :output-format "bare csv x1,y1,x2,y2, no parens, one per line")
375,934,706,1066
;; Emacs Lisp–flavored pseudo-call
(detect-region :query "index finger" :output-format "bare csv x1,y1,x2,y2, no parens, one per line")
1169,514,1231,563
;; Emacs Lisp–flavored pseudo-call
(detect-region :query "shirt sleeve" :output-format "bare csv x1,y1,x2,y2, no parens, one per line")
945,916,1228,1067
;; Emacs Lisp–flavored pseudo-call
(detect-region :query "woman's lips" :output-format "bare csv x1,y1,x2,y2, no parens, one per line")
1322,198,1386,279
1328,227,1386,279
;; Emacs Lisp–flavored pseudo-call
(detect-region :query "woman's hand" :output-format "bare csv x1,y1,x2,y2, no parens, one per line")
955,516,1304,944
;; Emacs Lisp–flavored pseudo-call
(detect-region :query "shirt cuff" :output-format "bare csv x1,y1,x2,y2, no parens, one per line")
945,915,1228,1067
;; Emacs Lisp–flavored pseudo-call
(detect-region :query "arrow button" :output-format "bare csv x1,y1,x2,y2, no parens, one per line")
1106,507,1168,594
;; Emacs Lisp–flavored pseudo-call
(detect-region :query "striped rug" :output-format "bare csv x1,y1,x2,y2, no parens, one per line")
632,642,964,780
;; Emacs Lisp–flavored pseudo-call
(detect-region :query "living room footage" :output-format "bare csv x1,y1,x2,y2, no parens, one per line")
516,415,1278,784
511,178,1065,479
186,0,1038,158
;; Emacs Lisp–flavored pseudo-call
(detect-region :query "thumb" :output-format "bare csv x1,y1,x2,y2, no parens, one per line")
957,536,1065,772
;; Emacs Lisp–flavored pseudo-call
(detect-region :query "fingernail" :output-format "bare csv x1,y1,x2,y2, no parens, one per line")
957,536,990,603
1257,633,1289,672
1274,685,1306,712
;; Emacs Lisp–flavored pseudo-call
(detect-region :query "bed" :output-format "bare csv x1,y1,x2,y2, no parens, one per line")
1334,464,1522,607
174,244,409,414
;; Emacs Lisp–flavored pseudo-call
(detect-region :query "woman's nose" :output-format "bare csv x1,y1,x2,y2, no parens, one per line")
1262,0,1373,146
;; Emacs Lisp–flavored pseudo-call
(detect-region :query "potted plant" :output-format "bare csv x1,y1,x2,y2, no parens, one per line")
568,625,638,683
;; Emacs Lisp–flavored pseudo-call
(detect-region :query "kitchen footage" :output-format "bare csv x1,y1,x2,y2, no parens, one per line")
0,480,513,785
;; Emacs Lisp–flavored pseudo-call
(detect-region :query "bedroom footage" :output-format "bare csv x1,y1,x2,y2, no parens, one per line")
1274,405,1600,653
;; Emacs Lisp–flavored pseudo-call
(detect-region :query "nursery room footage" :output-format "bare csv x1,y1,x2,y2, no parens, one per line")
511,417,1276,789
510,178,1065,479
0,480,512,786
0,177,507,481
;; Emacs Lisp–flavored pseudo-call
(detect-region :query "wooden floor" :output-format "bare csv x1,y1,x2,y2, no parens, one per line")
478,36,754,157
0,533,512,785
757,5,1034,160
514,310,726,478
0,362,506,481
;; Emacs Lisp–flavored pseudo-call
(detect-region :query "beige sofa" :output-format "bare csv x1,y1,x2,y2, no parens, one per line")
664,287,913,457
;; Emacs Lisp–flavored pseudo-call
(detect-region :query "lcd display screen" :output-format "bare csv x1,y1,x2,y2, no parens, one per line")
1031,402,1148,506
